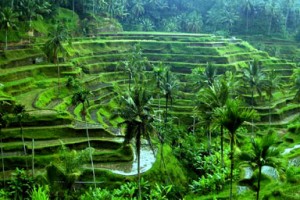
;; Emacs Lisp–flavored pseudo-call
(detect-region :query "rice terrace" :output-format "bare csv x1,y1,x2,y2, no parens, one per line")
0,0,300,199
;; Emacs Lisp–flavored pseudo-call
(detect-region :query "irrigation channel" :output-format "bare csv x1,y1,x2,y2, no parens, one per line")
94,142,156,176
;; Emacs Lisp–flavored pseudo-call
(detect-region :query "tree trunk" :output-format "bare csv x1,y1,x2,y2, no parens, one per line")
93,0,95,14
192,115,196,134
84,109,96,189
246,8,249,35
269,97,272,125
72,0,75,17
229,132,234,200
257,165,262,200
1,138,5,186
221,125,224,168
268,16,273,35
32,139,34,177
57,62,60,96
137,127,142,200
285,9,290,33
5,29,8,50
128,72,131,90
165,94,168,127
20,121,28,169
251,89,254,136
207,126,211,153
158,94,161,121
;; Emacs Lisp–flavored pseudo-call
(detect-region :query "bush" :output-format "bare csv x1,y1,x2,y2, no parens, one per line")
7,168,35,200
189,145,230,195
31,186,50,200
80,187,112,200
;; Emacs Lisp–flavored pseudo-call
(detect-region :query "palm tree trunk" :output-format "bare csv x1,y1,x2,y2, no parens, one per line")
158,94,161,121
1,138,5,186
268,16,273,35
207,127,211,153
137,127,142,200
5,29,8,50
93,0,95,14
72,0,75,17
128,72,131,90
251,90,254,136
285,9,290,33
57,62,60,96
269,91,272,125
165,95,168,127
257,165,262,200
192,115,196,134
229,133,234,200
246,8,249,35
221,125,224,168
84,113,96,189
20,121,28,169
32,138,35,177
269,99,272,125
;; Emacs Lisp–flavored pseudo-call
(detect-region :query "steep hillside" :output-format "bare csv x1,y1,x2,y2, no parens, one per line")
0,32,298,184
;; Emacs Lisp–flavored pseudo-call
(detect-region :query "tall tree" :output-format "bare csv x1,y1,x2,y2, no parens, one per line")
46,145,90,197
214,99,258,200
242,60,265,134
197,80,229,162
44,23,70,95
153,62,166,120
190,63,217,92
241,0,254,35
13,104,29,169
0,7,18,50
0,101,10,186
114,85,154,200
239,133,281,200
264,70,282,125
160,68,178,127
120,44,147,90
71,88,96,188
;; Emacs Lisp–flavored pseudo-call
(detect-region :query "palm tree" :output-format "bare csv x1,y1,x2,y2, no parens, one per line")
239,133,281,200
197,80,229,163
46,145,90,196
241,0,254,35
114,85,154,200
0,7,18,50
214,99,258,200
131,0,145,17
190,63,217,91
292,68,300,101
71,88,96,188
0,100,10,186
264,70,282,125
13,104,28,169
242,60,265,134
243,60,266,107
44,23,70,95
160,68,178,127
120,44,147,90
153,62,166,120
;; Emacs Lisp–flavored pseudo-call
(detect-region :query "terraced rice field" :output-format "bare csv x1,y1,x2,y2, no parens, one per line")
0,32,298,178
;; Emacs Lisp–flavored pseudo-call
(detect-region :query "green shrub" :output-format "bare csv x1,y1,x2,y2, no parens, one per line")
7,168,35,200
31,186,50,200
80,187,112,200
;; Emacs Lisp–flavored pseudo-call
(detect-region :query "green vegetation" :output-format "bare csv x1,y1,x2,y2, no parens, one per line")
0,1,300,199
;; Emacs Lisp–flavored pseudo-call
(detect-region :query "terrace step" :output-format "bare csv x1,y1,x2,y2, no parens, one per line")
0,64,76,88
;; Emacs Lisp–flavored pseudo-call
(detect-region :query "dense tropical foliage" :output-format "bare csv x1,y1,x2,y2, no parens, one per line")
1,0,300,199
